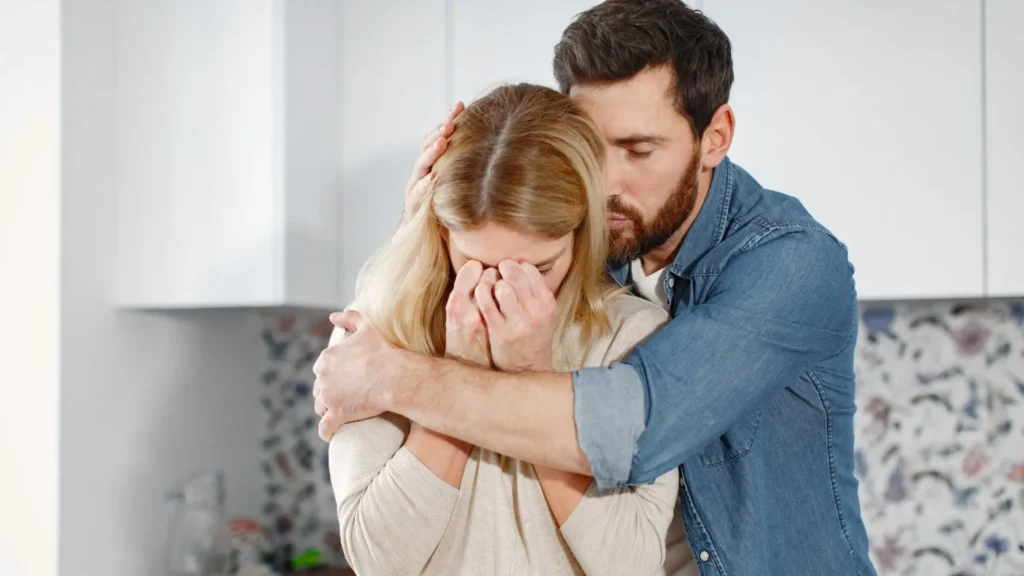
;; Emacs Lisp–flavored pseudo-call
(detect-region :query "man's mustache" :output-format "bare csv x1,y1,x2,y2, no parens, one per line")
607,199,642,222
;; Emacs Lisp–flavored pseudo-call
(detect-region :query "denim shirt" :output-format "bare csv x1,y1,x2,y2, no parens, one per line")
572,157,876,576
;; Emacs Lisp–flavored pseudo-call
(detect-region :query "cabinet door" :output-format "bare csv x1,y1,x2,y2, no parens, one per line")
452,0,601,101
337,1,448,305
703,1,985,300
116,0,277,307
985,0,1024,297
116,0,340,309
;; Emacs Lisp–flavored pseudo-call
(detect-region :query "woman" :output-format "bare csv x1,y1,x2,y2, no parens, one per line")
327,83,685,575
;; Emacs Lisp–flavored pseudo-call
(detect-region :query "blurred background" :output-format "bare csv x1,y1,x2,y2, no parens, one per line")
1,1,1022,575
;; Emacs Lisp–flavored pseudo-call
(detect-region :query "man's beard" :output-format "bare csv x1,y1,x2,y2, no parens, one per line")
607,147,701,265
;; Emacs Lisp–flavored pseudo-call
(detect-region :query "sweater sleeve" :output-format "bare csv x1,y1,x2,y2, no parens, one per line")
559,301,680,576
326,328,460,575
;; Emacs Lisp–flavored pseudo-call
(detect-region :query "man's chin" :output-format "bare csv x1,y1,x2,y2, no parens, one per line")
607,240,641,265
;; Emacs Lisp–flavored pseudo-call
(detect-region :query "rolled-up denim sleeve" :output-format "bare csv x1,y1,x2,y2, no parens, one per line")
573,230,857,489
572,364,647,491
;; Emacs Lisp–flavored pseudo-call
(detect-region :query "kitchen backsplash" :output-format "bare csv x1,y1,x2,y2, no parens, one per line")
258,301,1024,575
258,315,343,566
855,302,1024,576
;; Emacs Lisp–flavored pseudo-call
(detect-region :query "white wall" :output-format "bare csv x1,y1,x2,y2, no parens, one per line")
1,1,271,574
59,1,266,573
0,2,61,575
337,1,448,304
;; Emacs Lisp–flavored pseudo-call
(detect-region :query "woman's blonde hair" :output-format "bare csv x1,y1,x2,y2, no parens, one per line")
354,83,614,364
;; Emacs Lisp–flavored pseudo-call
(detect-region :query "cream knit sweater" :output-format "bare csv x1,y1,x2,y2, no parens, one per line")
328,294,693,575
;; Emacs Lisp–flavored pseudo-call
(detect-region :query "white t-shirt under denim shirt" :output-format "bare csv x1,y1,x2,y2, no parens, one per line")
631,259,699,576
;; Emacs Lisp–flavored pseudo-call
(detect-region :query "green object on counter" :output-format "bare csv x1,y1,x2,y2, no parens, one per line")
290,548,325,569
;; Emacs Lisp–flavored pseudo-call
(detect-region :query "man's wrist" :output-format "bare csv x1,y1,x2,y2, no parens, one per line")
381,348,440,415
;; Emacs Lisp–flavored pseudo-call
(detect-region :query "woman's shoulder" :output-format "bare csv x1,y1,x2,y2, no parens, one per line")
582,293,670,365
604,292,671,332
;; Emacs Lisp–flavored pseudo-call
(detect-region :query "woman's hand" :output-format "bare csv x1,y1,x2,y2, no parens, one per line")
405,258,482,487
475,260,557,372
444,260,492,367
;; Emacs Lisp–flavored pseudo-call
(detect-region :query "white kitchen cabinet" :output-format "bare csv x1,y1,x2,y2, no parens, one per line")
984,0,1024,297
702,1,985,300
335,0,448,305
451,0,601,101
116,0,340,309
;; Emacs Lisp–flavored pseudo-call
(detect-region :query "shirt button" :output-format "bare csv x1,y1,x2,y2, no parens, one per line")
699,551,710,562
667,277,675,288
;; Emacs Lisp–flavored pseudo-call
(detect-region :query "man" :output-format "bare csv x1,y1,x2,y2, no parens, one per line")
314,1,876,574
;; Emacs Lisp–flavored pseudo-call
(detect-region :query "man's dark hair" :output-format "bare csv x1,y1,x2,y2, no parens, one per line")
553,0,733,138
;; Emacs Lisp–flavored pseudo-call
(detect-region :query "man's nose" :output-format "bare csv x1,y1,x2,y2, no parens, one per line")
604,153,628,198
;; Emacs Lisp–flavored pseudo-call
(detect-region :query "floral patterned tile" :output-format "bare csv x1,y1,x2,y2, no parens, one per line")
857,302,1024,576
257,314,343,566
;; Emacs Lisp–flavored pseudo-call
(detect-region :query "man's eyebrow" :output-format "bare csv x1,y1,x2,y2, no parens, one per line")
612,134,669,147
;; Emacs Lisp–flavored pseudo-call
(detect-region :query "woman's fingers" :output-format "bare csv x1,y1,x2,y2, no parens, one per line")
475,279,506,331
446,260,484,321
493,279,524,321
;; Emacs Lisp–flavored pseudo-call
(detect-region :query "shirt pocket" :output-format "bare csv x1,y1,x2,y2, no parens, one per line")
697,410,763,467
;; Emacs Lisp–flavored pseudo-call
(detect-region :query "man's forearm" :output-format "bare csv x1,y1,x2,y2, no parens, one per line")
387,353,592,475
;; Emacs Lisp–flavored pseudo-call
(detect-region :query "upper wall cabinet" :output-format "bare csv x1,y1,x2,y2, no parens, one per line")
335,1,448,306
451,0,601,101
984,0,1024,297
116,0,340,309
702,1,985,301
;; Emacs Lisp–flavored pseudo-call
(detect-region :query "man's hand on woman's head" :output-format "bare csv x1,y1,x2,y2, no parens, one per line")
403,101,466,223
475,260,558,372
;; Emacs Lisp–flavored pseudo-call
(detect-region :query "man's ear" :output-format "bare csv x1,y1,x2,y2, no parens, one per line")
701,103,735,170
